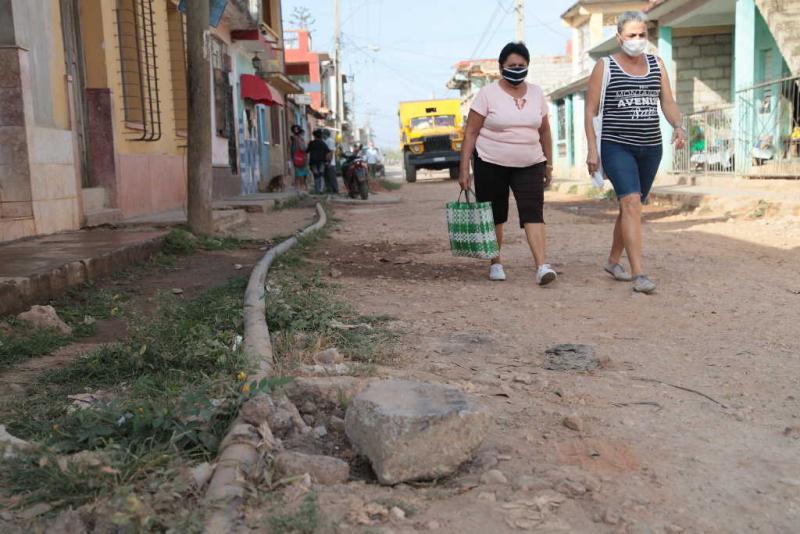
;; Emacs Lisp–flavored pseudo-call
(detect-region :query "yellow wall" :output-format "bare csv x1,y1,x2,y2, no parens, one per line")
81,0,109,89
92,0,184,156
48,0,70,131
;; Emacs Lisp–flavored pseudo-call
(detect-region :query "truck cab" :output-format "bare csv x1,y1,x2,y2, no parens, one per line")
398,99,463,183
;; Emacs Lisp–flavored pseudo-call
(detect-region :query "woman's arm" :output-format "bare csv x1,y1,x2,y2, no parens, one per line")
539,114,553,186
458,109,485,190
584,60,604,175
657,57,686,149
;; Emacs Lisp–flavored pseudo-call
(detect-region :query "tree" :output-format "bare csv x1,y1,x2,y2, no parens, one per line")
290,6,315,31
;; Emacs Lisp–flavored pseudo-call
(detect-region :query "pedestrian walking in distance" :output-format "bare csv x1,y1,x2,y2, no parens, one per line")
458,42,556,286
290,125,309,192
365,143,380,179
585,11,686,294
307,129,331,195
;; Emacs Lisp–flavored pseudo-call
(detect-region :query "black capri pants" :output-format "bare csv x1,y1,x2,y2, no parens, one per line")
473,152,546,227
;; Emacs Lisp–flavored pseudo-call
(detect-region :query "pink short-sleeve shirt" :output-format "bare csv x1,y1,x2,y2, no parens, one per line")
470,81,549,168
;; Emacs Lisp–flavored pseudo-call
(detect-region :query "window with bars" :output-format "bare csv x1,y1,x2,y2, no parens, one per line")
209,35,233,139
167,1,187,136
115,0,162,141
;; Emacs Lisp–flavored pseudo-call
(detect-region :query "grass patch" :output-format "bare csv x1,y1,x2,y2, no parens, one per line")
0,284,129,368
567,185,579,195
0,322,71,368
273,195,303,211
377,178,402,191
0,276,288,515
163,228,244,255
265,224,398,369
748,199,770,219
268,493,325,534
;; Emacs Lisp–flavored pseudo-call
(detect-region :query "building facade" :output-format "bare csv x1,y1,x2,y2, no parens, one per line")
548,0,800,181
0,0,306,243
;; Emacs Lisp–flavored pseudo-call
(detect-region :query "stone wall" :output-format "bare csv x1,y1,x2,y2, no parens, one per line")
673,32,733,114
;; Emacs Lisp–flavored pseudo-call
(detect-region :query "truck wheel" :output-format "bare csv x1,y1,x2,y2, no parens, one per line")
449,166,459,180
404,153,417,183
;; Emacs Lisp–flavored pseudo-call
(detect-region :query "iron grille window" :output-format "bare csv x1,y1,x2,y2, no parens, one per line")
115,0,162,141
167,1,187,136
209,35,233,139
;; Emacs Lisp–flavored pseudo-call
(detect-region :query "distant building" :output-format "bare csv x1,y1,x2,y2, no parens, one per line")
446,55,572,123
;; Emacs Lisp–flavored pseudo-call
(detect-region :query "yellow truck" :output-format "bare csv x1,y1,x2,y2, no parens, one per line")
398,99,463,183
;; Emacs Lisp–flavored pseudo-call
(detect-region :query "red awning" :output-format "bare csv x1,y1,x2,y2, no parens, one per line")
240,74,282,106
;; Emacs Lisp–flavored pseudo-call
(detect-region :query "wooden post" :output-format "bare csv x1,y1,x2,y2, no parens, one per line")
186,0,214,235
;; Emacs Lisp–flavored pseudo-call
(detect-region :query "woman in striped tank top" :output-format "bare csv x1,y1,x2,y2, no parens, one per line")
584,11,686,294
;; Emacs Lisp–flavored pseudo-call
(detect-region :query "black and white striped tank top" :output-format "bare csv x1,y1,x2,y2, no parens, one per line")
601,54,662,146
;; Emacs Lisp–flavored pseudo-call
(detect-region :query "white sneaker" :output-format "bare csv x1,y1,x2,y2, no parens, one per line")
536,264,557,286
489,263,506,281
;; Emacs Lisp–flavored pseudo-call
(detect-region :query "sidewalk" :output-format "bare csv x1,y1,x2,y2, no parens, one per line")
0,228,166,316
551,174,800,216
0,191,308,317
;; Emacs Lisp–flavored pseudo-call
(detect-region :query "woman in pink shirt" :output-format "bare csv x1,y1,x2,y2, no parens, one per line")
458,42,556,285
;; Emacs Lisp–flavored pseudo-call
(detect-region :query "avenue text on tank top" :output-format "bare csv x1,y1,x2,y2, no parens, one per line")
601,54,662,146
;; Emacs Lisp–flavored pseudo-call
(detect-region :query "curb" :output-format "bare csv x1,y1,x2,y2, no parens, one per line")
0,235,166,316
203,203,328,533
328,195,402,205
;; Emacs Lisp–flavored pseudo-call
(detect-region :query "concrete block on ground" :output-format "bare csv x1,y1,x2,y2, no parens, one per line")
345,379,489,485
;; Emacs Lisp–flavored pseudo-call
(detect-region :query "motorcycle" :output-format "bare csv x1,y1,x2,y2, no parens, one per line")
341,151,370,200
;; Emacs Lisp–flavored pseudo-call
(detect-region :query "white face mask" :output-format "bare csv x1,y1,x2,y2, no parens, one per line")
621,38,648,57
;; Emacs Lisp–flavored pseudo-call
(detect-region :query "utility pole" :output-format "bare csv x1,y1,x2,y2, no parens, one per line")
334,0,344,136
515,0,525,43
186,0,213,235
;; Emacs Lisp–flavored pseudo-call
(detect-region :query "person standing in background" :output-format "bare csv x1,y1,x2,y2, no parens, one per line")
290,125,309,191
322,129,339,194
365,143,380,179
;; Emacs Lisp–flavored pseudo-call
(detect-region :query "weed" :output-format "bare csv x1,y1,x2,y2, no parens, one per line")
264,269,397,365
377,178,402,191
0,323,71,367
196,235,244,251
53,285,128,336
273,196,302,211
567,185,579,195
268,492,323,534
748,200,770,218
163,228,198,255
0,276,273,512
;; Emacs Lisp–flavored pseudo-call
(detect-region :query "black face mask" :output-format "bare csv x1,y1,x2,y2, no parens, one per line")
502,66,528,86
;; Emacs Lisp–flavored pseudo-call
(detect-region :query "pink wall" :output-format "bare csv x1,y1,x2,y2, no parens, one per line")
285,30,323,109
117,154,186,218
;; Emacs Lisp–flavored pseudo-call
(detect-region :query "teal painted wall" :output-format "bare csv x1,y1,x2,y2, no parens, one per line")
735,0,792,172
659,26,674,172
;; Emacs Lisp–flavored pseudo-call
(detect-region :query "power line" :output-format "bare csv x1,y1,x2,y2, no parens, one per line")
476,3,513,58
469,2,504,59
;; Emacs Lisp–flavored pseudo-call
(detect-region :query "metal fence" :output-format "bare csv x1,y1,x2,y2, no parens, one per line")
673,107,735,175
735,75,800,178
672,76,800,179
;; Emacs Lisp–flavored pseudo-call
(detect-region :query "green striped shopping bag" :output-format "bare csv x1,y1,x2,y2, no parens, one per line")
446,189,499,259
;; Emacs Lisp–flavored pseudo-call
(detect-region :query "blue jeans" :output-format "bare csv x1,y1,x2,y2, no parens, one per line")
601,140,662,202
310,162,326,194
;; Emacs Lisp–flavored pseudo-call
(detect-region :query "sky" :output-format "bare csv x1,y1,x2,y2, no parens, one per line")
280,0,577,149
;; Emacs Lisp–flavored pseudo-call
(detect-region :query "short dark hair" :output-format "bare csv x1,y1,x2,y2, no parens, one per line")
313,129,323,138
499,42,530,66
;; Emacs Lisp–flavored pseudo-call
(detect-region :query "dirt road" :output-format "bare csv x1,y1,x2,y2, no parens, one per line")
312,168,800,533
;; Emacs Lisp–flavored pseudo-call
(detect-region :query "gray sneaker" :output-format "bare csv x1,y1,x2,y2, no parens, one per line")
604,262,632,281
633,275,656,294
